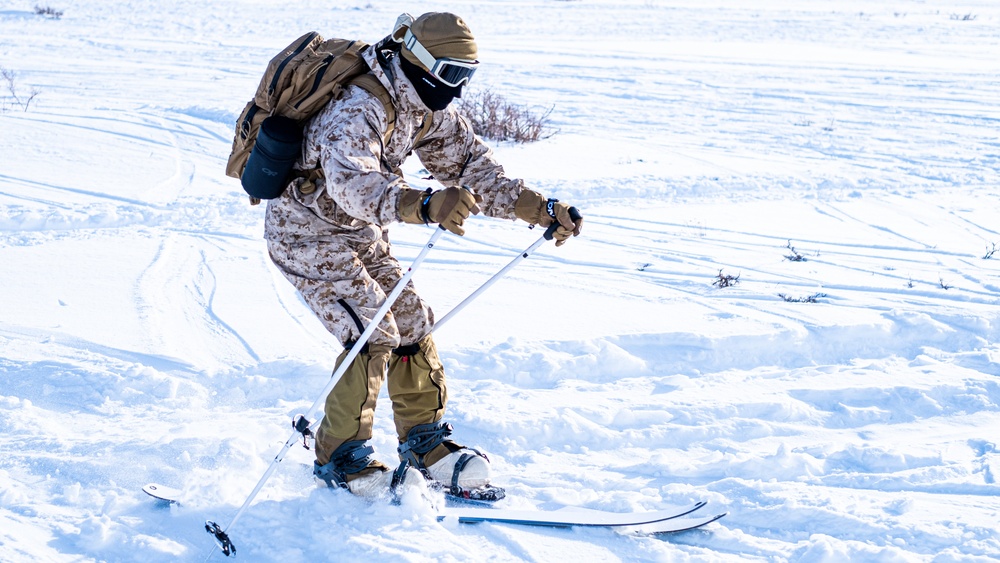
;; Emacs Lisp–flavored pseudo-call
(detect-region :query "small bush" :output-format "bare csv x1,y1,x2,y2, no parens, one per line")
712,269,740,288
778,292,827,303
34,5,63,18
456,88,555,143
983,242,997,260
1,67,40,112
784,240,806,262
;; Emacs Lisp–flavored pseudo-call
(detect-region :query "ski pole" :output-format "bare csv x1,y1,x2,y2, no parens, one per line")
204,226,446,558
299,214,574,439
434,207,580,331
297,216,570,440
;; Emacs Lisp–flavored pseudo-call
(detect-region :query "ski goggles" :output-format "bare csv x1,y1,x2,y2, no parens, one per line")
402,28,479,88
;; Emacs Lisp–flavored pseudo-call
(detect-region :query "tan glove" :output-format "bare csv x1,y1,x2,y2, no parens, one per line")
514,189,583,246
398,186,482,236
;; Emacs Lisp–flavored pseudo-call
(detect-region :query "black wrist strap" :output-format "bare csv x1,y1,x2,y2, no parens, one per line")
419,188,433,224
545,198,560,220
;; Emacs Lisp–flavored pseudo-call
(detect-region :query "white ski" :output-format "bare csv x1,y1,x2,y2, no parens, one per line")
436,501,713,528
144,482,722,531
143,482,183,503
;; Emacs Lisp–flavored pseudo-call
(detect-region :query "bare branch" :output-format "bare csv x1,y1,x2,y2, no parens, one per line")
784,240,806,262
456,88,557,143
712,269,740,288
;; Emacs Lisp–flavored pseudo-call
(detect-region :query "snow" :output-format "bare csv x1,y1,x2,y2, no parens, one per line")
2,0,1000,561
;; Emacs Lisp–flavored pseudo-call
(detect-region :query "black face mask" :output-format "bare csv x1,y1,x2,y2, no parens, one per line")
400,55,464,111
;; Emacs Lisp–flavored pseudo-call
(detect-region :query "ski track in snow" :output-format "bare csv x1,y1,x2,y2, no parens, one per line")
2,1,1000,561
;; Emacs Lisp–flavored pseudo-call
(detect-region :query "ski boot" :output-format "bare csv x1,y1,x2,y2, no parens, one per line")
397,421,505,502
314,440,424,500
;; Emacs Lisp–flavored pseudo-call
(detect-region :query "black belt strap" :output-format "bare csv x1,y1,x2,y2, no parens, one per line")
338,299,369,354
337,298,420,357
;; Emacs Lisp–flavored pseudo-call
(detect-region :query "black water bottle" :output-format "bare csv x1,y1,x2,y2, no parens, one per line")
241,115,303,200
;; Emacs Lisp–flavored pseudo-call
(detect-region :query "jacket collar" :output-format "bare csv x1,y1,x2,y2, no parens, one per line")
363,44,428,119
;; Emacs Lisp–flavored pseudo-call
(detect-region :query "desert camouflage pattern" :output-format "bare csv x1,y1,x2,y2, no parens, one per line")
265,45,525,348
264,45,526,464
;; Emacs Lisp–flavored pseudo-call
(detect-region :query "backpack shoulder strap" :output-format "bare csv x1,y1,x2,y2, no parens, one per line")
414,113,434,148
349,73,396,147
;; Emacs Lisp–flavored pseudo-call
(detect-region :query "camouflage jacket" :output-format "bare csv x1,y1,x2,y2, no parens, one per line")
264,45,526,242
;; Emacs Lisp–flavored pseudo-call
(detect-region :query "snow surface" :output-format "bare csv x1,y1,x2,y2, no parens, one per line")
2,0,1000,561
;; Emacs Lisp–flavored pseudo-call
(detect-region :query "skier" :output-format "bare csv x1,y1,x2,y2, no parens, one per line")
264,12,583,498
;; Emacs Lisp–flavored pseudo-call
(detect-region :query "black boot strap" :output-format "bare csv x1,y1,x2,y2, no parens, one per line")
450,449,488,495
314,440,375,488
389,460,411,496
398,421,453,457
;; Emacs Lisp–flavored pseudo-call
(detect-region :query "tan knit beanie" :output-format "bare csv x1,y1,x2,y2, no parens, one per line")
401,12,478,69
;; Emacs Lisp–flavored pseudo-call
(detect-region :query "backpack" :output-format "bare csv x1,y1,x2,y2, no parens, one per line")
225,32,400,205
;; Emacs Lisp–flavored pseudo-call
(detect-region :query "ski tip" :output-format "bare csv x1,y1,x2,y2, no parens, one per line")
677,500,708,516
663,512,729,534
142,483,164,496
628,511,728,536
705,512,728,522
142,482,182,504
699,512,728,527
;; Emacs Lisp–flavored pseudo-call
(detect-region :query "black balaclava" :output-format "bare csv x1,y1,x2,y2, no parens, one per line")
400,55,463,112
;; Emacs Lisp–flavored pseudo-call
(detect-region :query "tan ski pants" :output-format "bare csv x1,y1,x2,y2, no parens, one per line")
267,226,447,465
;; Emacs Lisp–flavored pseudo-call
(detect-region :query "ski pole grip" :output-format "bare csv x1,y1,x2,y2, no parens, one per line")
543,206,582,241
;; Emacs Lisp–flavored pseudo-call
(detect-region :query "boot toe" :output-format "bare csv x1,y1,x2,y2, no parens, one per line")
346,468,392,500
396,466,431,499
428,450,491,489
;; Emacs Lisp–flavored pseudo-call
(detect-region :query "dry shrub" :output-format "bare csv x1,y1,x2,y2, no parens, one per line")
1,67,40,112
457,88,555,143
34,5,64,18
778,292,827,303
712,269,740,288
